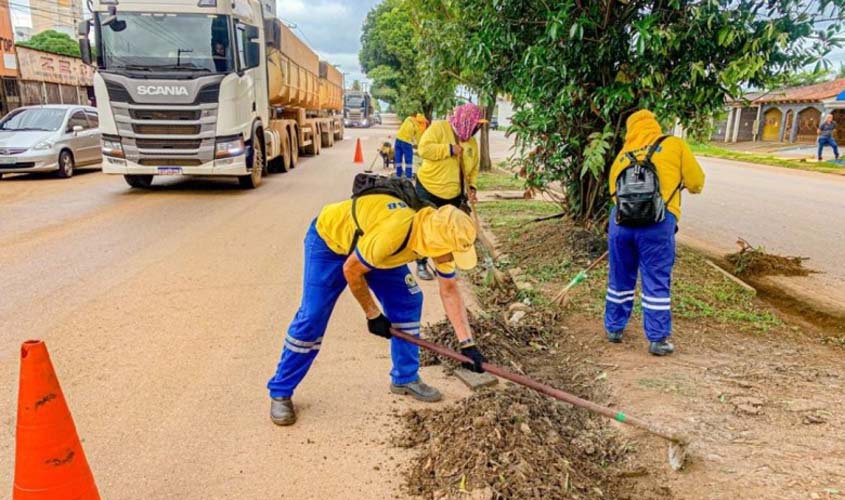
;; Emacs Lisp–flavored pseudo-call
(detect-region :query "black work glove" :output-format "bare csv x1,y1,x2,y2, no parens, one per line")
460,344,486,373
367,314,393,340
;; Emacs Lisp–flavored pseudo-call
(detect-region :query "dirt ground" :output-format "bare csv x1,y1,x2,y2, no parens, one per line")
395,196,845,500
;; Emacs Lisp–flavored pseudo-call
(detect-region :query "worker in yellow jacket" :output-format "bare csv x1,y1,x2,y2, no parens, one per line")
394,113,429,179
605,110,705,356
414,103,486,280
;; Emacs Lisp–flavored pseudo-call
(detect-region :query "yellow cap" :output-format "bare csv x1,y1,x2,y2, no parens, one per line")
413,206,478,270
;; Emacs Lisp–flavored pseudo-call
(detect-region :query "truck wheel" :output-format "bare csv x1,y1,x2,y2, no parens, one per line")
239,136,264,189
124,175,154,189
289,131,299,168
334,124,344,141
304,135,318,156
56,150,74,179
314,127,322,155
325,128,334,148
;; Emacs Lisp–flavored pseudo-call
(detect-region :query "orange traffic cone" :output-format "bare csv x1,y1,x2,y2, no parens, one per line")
353,138,364,164
13,340,100,500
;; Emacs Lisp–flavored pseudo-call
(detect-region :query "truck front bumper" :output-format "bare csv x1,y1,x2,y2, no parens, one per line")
102,155,249,176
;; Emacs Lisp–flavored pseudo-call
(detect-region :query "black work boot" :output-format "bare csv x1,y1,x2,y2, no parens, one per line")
390,378,442,402
270,397,297,426
606,330,624,343
649,339,675,356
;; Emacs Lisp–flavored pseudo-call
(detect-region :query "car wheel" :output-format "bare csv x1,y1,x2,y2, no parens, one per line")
124,175,154,188
56,150,74,179
239,135,264,189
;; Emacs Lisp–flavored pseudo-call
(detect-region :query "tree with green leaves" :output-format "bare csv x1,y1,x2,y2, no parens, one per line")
359,0,457,119
414,0,844,223
17,30,82,58
411,1,513,171
351,80,362,92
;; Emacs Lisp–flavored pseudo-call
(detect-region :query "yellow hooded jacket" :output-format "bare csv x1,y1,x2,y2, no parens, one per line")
417,120,479,200
609,110,705,221
396,116,425,145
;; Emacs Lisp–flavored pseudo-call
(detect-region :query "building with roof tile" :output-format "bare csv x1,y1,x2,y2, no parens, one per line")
713,78,845,144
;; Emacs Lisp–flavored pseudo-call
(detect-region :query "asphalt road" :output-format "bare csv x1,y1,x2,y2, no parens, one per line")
679,157,845,311
0,126,469,499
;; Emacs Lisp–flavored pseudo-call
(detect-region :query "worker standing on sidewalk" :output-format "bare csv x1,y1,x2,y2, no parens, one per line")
395,113,429,179
817,114,839,162
414,103,486,281
266,199,486,426
604,110,705,356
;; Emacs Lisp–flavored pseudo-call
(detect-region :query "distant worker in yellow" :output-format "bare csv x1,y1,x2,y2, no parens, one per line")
414,103,487,280
394,113,429,179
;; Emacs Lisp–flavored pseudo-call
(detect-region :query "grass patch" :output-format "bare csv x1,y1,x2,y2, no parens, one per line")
476,200,784,334
475,168,525,191
690,142,845,175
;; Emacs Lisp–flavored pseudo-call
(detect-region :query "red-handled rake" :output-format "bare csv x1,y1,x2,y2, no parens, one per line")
390,327,690,471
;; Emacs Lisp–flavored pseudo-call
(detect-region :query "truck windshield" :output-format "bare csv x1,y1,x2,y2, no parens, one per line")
100,13,233,74
345,96,366,108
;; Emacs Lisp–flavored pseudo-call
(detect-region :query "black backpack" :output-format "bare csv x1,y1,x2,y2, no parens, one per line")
614,136,681,227
347,173,435,255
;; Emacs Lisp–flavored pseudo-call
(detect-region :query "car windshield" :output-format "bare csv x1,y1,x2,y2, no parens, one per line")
0,108,66,131
100,13,233,74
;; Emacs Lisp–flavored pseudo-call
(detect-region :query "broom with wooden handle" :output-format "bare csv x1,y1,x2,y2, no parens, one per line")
552,250,609,306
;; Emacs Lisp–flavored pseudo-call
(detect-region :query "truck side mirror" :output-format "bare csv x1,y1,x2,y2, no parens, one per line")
246,38,261,69
77,20,92,65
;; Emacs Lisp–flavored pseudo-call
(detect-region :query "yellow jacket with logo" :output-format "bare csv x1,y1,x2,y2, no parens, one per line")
417,120,479,200
608,111,705,221
396,117,424,145
316,194,457,277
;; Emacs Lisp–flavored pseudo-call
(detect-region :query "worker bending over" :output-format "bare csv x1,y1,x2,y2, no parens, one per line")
395,113,429,179
605,110,705,356
266,198,486,426
414,103,486,281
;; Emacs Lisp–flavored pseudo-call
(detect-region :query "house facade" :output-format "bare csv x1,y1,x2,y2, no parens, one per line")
714,79,845,145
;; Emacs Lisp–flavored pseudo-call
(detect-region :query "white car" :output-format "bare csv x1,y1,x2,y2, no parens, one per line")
0,105,101,180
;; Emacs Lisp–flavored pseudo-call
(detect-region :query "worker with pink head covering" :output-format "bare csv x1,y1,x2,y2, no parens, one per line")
414,103,488,281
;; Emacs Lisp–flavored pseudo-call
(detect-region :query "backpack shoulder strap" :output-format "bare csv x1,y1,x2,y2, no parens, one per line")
644,135,670,163
348,197,365,256
390,223,413,256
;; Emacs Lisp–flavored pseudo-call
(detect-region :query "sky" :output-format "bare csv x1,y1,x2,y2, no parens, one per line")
276,0,381,86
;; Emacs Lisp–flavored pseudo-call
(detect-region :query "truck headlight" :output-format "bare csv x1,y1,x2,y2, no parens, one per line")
215,135,245,159
102,137,124,158
33,140,55,151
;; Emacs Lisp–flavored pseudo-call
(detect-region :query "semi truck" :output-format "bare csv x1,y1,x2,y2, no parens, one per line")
78,0,344,189
344,90,375,128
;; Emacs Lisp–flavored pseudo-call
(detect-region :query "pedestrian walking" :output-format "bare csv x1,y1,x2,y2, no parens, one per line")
266,195,486,426
414,103,486,281
604,110,706,356
817,114,839,162
395,113,429,179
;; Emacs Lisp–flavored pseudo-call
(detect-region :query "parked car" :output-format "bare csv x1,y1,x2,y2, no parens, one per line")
490,117,499,130
0,105,101,180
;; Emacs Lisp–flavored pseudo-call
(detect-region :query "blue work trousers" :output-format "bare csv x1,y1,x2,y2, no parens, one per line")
267,222,423,398
818,136,839,160
605,209,676,342
394,139,414,179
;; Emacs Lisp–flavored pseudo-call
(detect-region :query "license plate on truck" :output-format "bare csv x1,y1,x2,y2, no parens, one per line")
0,157,15,164
157,167,182,175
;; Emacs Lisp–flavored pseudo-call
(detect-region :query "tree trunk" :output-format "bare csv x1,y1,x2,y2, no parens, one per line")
480,97,496,172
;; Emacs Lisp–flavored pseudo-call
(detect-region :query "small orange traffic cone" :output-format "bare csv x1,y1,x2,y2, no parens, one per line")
353,138,364,164
13,340,100,500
